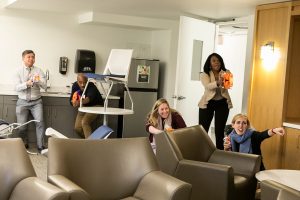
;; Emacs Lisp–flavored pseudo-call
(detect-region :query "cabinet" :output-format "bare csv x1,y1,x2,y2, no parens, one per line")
0,95,35,141
0,94,120,142
0,96,3,119
284,15,300,122
282,127,300,169
249,2,291,169
0,95,79,142
43,97,78,139
249,1,300,169
2,95,18,123
43,97,120,139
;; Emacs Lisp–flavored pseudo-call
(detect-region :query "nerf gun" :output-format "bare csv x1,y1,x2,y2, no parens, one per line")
72,90,82,104
221,72,233,89
30,73,40,83
165,125,174,133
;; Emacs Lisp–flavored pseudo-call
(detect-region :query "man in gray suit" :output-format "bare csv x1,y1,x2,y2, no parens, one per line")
15,50,47,153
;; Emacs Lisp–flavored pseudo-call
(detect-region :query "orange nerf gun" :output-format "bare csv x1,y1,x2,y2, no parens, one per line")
30,73,40,83
222,72,233,89
72,90,81,104
165,127,174,133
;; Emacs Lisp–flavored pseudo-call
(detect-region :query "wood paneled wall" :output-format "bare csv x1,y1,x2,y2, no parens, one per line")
248,2,291,169
292,1,300,15
284,16,300,122
282,127,300,169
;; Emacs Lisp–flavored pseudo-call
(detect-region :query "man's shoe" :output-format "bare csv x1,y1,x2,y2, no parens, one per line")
37,146,46,153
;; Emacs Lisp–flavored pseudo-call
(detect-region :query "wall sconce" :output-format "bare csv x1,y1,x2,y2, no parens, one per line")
260,41,280,71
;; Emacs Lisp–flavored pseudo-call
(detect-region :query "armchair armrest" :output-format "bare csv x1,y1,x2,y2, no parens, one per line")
10,177,68,200
175,159,234,200
208,150,261,177
48,175,90,200
134,171,191,200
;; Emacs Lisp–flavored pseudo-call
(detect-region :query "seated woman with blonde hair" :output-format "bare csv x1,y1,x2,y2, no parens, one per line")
145,98,186,143
224,113,285,170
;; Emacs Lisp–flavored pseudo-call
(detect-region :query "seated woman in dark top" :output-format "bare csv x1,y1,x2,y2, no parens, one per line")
224,113,285,170
145,98,186,143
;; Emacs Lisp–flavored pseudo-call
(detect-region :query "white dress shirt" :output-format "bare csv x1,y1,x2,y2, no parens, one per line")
15,64,47,101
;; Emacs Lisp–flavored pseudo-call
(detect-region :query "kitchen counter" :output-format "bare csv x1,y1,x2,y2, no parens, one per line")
0,86,121,141
283,122,300,130
0,85,119,99
0,85,70,96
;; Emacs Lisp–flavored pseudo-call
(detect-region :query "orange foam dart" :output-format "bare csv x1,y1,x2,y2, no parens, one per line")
223,72,233,89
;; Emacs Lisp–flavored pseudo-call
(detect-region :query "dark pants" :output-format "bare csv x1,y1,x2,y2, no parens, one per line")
199,98,229,150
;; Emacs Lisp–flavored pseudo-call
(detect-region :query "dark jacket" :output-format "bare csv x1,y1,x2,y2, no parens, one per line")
226,128,270,170
69,81,103,106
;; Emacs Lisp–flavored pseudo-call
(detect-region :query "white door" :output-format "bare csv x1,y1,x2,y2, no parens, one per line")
174,16,216,126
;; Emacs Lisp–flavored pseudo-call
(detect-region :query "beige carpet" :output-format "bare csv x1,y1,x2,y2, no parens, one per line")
29,152,48,181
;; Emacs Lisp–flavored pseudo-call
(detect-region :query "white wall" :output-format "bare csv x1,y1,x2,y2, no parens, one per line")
0,8,254,125
151,28,179,99
216,33,247,124
0,9,177,94
242,14,255,113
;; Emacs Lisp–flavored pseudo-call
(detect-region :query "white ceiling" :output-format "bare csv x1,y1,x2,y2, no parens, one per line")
1,0,285,20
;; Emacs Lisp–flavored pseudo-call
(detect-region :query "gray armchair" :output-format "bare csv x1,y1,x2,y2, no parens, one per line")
0,138,68,200
155,125,261,200
261,180,300,200
47,137,191,200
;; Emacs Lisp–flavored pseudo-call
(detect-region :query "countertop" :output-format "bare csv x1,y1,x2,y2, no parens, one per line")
283,122,300,130
0,85,119,99
0,85,71,97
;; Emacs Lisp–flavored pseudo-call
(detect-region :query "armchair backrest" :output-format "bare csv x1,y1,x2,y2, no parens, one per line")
0,138,36,200
155,125,216,175
48,137,159,199
155,130,183,175
170,125,216,162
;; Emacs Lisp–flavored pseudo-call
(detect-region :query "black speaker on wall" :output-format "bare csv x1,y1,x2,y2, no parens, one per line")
75,49,96,73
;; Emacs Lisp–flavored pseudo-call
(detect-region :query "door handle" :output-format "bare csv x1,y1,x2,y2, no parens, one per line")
172,95,186,100
177,95,186,100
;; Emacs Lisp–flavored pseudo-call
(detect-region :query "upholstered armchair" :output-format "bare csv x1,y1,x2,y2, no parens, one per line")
0,138,68,200
261,180,300,200
155,125,261,200
47,137,191,200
